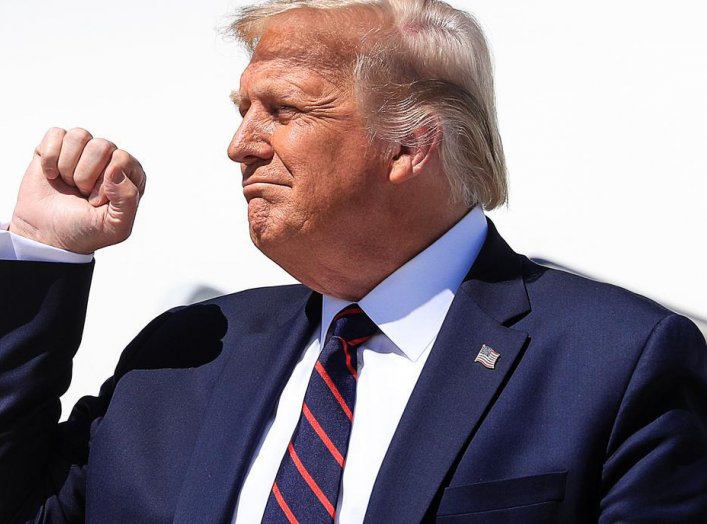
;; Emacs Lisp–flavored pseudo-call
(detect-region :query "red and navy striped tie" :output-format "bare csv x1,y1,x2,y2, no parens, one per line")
262,304,377,523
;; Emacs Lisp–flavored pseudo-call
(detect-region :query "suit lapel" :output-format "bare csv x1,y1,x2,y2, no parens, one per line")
173,291,320,524
364,221,531,524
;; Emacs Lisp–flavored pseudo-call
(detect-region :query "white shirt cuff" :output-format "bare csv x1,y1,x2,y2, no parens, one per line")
0,221,94,263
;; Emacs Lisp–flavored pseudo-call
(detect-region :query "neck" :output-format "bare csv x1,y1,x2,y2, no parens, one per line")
298,201,471,301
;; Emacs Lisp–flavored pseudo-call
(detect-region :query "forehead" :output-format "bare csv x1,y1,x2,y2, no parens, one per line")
245,8,367,82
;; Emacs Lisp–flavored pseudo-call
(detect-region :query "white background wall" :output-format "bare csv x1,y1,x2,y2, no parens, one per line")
1,0,705,417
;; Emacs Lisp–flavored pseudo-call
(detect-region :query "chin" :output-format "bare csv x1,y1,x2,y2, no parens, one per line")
247,199,288,254
246,198,274,237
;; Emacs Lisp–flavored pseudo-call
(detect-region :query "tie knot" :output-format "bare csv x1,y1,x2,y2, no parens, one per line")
331,304,377,347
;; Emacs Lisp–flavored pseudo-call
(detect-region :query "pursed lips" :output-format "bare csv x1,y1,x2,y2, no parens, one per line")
242,176,290,188
242,177,291,202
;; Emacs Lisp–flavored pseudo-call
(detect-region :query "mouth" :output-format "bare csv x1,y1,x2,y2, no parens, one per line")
242,177,288,188
241,165,290,188
242,176,291,203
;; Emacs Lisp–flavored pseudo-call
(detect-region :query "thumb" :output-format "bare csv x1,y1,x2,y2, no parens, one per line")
104,167,140,235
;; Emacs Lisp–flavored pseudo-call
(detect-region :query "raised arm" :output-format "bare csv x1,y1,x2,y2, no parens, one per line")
0,128,146,522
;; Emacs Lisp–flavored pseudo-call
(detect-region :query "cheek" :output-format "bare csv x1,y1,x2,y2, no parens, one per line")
272,132,334,203
275,128,336,177
271,122,385,218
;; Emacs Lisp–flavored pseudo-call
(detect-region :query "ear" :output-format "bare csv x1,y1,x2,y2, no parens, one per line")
388,125,441,185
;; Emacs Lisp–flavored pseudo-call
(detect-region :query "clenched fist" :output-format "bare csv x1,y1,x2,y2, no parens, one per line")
9,127,146,254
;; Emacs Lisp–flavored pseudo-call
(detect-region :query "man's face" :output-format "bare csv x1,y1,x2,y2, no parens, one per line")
228,16,390,278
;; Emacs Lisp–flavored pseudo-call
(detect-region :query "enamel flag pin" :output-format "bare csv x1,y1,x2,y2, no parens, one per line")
474,344,500,369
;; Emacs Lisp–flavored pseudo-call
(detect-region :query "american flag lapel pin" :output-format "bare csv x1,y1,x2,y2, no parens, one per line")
475,344,500,369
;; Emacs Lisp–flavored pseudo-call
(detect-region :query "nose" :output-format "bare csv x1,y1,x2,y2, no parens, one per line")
227,112,275,164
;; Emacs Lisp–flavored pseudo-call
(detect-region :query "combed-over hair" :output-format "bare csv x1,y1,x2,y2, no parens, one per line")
231,0,507,209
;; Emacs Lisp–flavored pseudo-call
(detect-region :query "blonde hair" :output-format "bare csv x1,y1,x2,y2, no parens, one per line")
231,0,507,209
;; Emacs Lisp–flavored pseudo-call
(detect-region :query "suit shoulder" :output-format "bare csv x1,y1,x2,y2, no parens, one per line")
517,260,705,397
203,283,311,308
522,258,678,336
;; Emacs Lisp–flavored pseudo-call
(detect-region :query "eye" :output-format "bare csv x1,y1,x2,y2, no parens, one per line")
272,104,299,120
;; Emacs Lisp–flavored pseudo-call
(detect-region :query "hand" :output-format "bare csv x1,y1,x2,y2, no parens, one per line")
9,127,147,254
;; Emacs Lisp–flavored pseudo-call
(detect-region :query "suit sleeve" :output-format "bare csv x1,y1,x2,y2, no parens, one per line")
599,314,707,523
0,260,172,523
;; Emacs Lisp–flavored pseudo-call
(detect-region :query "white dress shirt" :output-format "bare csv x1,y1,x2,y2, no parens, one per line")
1,208,488,523
0,222,93,263
233,206,488,523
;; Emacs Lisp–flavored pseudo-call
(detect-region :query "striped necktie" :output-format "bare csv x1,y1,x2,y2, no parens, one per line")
262,304,377,523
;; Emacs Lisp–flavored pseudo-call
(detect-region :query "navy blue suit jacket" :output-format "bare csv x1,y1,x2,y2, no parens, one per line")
1,223,706,523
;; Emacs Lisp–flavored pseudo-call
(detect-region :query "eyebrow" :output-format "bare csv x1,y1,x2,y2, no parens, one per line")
230,84,312,108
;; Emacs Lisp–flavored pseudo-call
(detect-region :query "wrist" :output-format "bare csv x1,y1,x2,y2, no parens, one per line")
8,215,73,252
8,215,90,256
8,215,42,242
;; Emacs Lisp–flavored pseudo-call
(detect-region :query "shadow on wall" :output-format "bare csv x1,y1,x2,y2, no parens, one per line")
160,284,227,311
532,258,707,341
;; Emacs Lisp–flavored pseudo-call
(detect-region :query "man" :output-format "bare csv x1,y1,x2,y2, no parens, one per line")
1,0,705,523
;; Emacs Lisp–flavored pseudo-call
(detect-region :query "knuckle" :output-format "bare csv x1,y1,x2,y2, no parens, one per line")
47,126,66,137
67,127,93,143
112,148,131,164
40,128,66,153
91,138,117,156
41,150,58,165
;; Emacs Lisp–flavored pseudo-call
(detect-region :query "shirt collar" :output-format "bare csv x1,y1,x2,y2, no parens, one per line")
321,206,488,361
